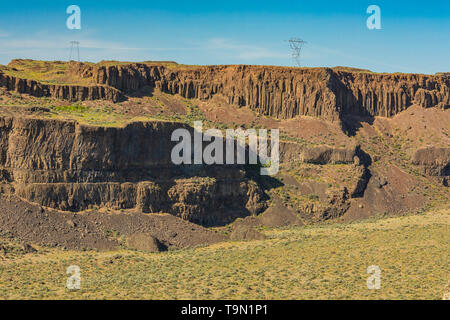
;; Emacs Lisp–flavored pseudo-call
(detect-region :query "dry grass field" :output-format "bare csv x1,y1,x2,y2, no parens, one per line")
1,206,448,300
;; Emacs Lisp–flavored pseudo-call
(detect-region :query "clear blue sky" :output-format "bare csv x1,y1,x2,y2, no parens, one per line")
0,0,449,74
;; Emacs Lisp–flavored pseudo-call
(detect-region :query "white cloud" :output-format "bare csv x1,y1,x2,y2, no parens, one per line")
0,37,141,51
0,31,199,59
0,32,154,63
207,38,288,61
0,32,289,65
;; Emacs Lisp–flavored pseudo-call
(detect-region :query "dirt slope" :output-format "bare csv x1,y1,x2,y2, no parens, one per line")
0,194,225,251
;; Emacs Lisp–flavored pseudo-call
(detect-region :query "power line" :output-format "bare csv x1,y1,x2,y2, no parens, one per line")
69,41,80,62
287,38,307,67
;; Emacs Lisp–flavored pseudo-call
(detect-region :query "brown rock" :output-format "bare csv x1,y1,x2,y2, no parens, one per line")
66,220,76,228
125,233,164,252
0,116,266,227
259,196,302,228
412,147,450,177
22,243,37,253
4,62,448,120
300,145,358,164
0,71,123,102
230,224,266,241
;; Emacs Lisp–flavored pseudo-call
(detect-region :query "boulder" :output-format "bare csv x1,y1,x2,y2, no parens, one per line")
125,233,164,252
230,224,266,241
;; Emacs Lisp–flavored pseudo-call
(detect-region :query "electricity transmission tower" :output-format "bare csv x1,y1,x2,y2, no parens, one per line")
69,41,80,62
288,38,307,67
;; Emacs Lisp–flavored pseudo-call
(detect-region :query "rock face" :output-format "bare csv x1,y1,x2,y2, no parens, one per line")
412,147,450,176
334,71,450,116
299,145,360,164
0,116,266,226
93,64,450,120
154,66,341,121
412,147,450,186
125,233,165,252
0,72,123,102
230,223,266,241
1,63,449,120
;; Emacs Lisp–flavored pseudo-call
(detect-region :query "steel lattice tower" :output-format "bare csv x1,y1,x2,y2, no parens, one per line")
69,41,80,62
288,38,307,67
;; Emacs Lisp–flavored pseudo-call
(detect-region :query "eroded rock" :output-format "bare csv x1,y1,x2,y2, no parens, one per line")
230,224,266,241
125,233,165,252
412,147,450,177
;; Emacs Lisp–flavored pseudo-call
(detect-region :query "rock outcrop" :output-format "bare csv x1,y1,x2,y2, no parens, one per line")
95,64,450,119
0,71,123,102
0,116,267,226
2,62,449,120
299,145,360,165
334,71,450,116
230,223,266,241
125,233,165,252
412,147,449,176
412,147,450,186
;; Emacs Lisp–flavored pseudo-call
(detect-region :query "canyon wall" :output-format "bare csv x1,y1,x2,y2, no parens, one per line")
0,115,371,225
334,71,450,117
94,64,450,120
1,63,448,121
95,65,342,120
0,71,123,102
0,117,266,226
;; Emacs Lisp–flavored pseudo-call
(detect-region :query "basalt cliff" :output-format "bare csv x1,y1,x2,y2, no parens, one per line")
0,60,449,233
1,62,449,121
0,117,268,227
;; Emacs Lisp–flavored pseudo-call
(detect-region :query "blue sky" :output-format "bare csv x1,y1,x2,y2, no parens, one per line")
0,0,449,74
